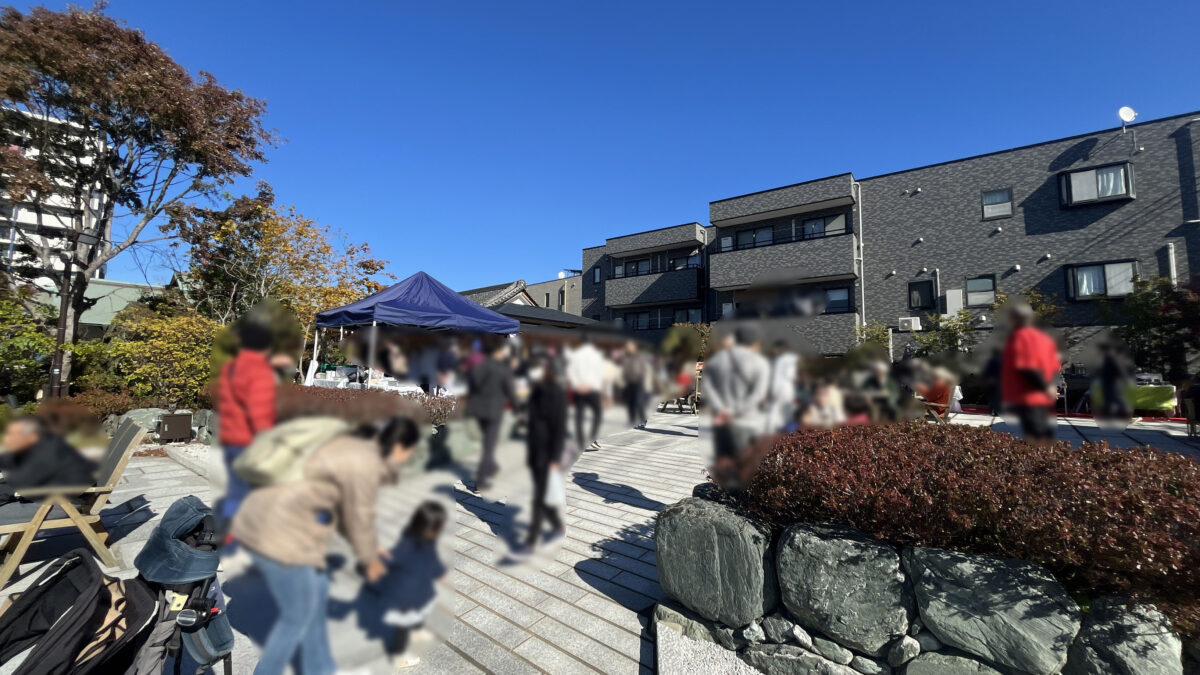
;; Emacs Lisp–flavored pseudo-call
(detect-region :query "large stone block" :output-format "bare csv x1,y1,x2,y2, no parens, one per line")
903,652,1005,674
118,407,169,433
655,497,778,628
1064,596,1183,675
741,644,860,675
777,524,912,656
903,547,1080,675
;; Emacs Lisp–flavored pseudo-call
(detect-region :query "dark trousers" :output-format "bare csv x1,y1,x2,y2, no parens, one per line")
474,416,502,483
574,391,602,447
527,467,563,546
623,383,646,426
1013,405,1055,441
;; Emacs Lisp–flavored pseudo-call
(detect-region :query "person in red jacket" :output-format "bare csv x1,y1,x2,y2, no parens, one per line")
1001,302,1061,443
217,322,278,532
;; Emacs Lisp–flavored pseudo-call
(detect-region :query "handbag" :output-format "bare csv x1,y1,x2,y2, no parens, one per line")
544,469,566,509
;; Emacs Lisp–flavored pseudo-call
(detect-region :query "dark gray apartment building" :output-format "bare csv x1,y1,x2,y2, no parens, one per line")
582,109,1200,358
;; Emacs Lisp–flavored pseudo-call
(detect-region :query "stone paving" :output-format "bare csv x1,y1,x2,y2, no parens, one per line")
3,406,1198,675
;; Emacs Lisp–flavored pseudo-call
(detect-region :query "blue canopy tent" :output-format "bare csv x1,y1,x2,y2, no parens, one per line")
310,271,518,383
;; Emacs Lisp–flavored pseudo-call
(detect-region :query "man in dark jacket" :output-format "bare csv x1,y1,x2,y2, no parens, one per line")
466,339,515,492
0,416,96,506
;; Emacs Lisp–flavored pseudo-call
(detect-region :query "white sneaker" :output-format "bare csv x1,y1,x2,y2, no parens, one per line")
393,653,422,670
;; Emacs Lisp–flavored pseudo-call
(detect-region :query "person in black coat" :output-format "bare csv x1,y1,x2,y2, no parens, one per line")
0,416,96,507
510,354,567,559
465,339,515,491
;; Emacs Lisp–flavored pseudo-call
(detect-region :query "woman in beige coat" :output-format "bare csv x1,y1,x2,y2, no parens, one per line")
232,416,419,675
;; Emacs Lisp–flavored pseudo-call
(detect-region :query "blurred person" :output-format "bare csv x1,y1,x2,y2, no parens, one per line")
801,380,846,428
1097,342,1132,420
766,340,799,432
386,340,409,379
620,340,650,429
466,339,515,492
914,366,956,420
705,324,770,490
1002,302,1061,442
378,500,447,670
464,338,486,371
0,416,95,507
843,394,873,425
566,334,606,450
509,352,568,561
216,321,277,537
433,339,460,396
232,416,419,675
982,348,1003,416
862,360,899,421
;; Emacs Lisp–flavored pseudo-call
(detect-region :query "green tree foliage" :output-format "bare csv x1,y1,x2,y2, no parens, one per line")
0,5,273,385
0,287,54,402
72,302,221,408
912,309,983,357
660,322,711,370
1108,277,1200,381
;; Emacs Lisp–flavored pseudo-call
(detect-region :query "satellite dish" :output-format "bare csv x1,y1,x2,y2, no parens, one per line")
1118,106,1137,123
557,270,566,279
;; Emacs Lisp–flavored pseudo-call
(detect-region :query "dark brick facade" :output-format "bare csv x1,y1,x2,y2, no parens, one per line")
580,111,1200,356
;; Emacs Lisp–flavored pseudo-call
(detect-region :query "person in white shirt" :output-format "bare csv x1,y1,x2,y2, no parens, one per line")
566,334,608,449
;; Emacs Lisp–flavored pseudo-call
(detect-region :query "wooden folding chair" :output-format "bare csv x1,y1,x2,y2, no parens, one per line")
922,400,951,425
0,418,146,589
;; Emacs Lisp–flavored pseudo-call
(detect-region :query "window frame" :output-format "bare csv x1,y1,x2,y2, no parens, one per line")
1065,259,1139,301
823,287,853,315
980,188,1014,221
1058,162,1136,207
908,280,935,312
964,274,996,307
592,267,601,283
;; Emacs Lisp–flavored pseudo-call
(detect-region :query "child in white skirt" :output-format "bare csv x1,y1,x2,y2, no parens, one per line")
380,501,447,669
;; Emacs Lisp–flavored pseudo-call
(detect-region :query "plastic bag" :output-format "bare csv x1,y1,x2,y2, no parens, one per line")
545,470,567,508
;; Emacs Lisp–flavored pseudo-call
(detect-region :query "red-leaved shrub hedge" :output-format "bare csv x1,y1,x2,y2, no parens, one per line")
735,422,1200,635
275,384,447,426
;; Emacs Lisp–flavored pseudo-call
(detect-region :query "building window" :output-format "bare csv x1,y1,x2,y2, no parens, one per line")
965,275,996,307
1067,261,1136,299
557,289,564,310
908,280,935,311
797,213,847,240
720,301,735,318
1060,163,1134,206
544,293,550,307
673,308,701,324
981,189,1012,219
593,267,600,283
824,288,851,314
624,311,650,330
612,263,623,279
732,226,774,250
719,235,733,252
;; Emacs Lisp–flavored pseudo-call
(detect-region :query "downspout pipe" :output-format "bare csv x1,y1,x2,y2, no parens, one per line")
853,180,866,329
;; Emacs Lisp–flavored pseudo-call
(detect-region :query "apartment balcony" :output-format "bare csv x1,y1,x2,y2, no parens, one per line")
605,266,702,307
709,233,857,290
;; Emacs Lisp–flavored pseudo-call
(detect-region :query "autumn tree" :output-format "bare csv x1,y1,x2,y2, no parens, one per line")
171,185,390,363
0,5,273,393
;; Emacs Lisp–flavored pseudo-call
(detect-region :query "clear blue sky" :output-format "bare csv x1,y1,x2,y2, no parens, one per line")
17,1,1200,290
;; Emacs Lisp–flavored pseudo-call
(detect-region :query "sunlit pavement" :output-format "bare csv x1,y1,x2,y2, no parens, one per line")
951,411,1200,459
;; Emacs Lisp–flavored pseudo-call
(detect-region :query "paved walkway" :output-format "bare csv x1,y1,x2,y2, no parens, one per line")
4,406,1196,675
952,411,1200,458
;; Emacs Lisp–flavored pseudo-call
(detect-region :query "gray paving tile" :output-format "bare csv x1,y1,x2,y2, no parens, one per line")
513,636,599,675
527,616,640,675
460,606,530,649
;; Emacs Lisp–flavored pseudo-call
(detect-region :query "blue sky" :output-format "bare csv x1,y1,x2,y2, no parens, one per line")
18,1,1200,290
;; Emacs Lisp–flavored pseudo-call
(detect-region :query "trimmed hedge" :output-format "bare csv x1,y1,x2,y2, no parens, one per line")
734,422,1200,636
275,384,448,426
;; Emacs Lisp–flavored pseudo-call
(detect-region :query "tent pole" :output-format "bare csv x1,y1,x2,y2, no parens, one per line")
367,320,378,387
306,326,320,385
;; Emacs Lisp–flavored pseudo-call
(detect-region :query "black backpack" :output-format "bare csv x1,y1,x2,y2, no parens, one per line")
0,548,159,674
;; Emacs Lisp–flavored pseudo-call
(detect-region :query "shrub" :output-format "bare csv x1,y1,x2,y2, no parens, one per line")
35,398,100,435
734,422,1200,636
68,390,143,418
275,384,436,426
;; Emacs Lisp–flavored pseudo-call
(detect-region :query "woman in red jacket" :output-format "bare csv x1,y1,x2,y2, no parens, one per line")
216,322,278,535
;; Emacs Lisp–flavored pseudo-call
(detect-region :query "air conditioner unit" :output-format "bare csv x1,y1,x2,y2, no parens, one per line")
898,316,922,332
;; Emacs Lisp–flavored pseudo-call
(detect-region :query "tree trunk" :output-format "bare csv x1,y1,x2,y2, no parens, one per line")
58,268,90,396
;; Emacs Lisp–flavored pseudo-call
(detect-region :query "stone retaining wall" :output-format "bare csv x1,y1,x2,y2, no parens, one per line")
654,496,1192,675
